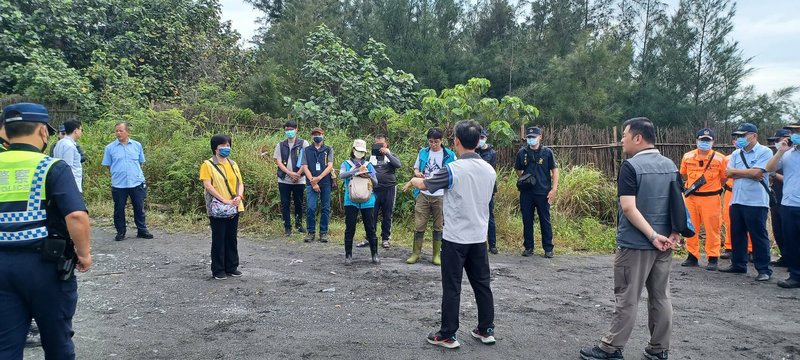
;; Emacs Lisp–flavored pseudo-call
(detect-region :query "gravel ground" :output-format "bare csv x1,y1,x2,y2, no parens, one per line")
23,225,800,360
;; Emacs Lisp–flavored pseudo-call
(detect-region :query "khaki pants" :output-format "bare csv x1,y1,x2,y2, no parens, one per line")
414,193,444,232
600,248,673,353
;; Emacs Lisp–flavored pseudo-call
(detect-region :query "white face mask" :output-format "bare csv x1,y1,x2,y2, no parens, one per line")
353,150,366,159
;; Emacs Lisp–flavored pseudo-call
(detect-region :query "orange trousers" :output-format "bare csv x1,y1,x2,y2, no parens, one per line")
685,194,722,258
722,190,752,252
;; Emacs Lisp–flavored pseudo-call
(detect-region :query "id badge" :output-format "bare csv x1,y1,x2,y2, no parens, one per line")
316,163,321,171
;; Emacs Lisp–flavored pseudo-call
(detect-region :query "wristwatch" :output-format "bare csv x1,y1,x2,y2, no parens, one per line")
650,231,657,242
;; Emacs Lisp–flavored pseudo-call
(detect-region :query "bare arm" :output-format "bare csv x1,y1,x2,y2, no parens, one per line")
766,146,786,173
726,167,765,181
202,180,234,204
65,210,91,272
403,177,427,192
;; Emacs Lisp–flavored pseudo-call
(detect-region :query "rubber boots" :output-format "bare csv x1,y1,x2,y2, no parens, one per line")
369,238,380,264
432,231,443,266
344,238,353,266
406,231,424,264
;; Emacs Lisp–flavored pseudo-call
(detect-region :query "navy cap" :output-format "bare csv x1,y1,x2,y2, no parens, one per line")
785,119,800,130
1,103,56,135
58,125,66,132
696,128,714,139
480,129,487,138
767,129,790,141
526,126,541,137
731,123,757,135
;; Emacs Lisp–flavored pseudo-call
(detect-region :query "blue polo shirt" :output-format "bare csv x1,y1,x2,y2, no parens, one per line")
102,138,146,188
728,143,772,208
778,147,800,207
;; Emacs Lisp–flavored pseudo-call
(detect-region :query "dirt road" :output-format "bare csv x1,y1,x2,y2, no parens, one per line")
24,226,800,359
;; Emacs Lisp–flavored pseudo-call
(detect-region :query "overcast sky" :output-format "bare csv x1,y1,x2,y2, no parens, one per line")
219,0,799,96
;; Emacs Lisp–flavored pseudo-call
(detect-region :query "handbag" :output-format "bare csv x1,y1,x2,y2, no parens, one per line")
207,160,240,218
738,151,777,207
516,173,537,192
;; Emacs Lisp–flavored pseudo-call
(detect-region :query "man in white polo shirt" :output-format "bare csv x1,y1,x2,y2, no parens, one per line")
404,120,497,349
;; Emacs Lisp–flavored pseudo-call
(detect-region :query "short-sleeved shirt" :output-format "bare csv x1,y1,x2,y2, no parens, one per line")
200,161,239,198
102,138,146,188
273,139,309,185
617,148,683,197
777,147,800,207
0,144,87,247
414,149,445,196
52,136,83,192
728,143,772,208
514,146,558,195
679,149,726,193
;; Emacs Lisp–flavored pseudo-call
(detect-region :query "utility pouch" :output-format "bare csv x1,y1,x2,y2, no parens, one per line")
57,255,77,281
40,237,66,262
683,175,707,196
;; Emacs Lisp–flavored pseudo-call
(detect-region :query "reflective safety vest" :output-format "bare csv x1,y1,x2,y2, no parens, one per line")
0,150,58,246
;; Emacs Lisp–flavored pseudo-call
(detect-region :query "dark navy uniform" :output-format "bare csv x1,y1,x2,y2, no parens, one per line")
514,140,558,253
0,141,87,356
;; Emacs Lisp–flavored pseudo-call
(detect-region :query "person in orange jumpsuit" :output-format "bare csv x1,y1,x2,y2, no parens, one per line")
721,135,753,260
680,128,727,270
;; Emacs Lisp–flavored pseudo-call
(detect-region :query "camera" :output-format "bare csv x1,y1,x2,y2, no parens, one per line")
371,143,383,156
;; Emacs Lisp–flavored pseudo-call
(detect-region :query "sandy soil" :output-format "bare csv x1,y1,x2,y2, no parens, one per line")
24,225,800,360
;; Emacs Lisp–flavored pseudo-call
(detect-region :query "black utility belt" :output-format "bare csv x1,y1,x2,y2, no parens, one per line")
1,238,77,281
689,190,723,197
723,184,732,192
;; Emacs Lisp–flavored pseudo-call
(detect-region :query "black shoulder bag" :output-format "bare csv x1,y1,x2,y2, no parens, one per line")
683,152,714,196
738,151,777,207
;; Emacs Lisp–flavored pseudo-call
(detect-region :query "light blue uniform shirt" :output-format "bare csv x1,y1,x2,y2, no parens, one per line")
52,136,83,192
778,147,800,207
728,143,772,208
102,139,146,188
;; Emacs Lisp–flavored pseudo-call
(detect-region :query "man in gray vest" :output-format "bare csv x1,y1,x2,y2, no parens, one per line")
581,117,680,360
404,120,497,349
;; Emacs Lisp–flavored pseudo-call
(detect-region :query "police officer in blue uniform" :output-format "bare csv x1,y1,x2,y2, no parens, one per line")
0,103,92,359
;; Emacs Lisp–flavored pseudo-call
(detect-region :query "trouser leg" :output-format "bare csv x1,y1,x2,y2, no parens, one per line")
344,206,358,256
292,184,305,229
534,194,553,252
111,187,128,234
520,192,535,250
130,184,148,232
701,195,722,258
209,217,227,275
645,250,673,353
600,248,652,353
782,206,800,280
743,206,771,275
319,184,331,234
684,195,702,259
439,240,467,338
279,183,292,230
431,195,444,232
729,205,750,271
224,214,240,273
306,186,318,234
379,187,396,241
414,194,432,233
487,196,496,248
463,242,494,331
772,204,784,255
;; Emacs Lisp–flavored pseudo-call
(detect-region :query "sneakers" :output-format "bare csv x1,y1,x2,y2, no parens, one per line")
489,246,498,254
303,233,315,243
295,225,306,234
471,328,496,345
213,273,227,280
777,277,800,288
284,229,292,237
114,233,125,241
427,332,460,349
706,257,718,271
522,249,533,257
137,231,154,239
544,251,554,258
720,249,732,259
755,273,770,281
344,254,352,266
319,233,329,243
579,346,623,360
227,270,242,277
643,349,669,360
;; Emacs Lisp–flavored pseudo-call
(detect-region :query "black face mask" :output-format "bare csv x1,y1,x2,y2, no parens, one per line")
40,131,49,153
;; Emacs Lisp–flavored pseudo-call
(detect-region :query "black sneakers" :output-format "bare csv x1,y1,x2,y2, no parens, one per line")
227,270,242,277
720,249,732,259
489,246,498,254
706,257,718,271
319,233,329,243
471,328,496,345
681,254,698,267
427,332,460,349
580,346,623,360
137,231,154,239
544,251,554,258
522,249,533,257
213,273,227,280
303,233,315,243
114,233,125,241
643,349,669,360
778,277,800,288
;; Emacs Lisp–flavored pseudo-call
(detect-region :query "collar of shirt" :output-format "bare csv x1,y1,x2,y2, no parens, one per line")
458,152,481,160
7,143,42,153
631,147,659,158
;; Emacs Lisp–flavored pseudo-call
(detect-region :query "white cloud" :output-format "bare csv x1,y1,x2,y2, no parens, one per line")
219,0,261,46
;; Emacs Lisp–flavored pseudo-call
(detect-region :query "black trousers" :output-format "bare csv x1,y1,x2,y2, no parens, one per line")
111,184,147,234
771,203,784,255
279,183,305,230
439,240,494,338
373,187,396,241
209,214,239,275
345,205,377,254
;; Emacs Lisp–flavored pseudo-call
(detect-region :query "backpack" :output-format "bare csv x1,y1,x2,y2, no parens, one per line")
347,160,373,203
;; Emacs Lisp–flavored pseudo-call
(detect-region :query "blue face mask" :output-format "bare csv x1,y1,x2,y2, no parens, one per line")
285,130,296,138
791,134,800,146
697,141,712,151
736,137,749,149
218,147,231,158
313,136,323,144
478,139,486,148
527,137,539,146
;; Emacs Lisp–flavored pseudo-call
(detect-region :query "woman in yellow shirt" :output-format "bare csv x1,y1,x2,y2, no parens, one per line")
199,134,244,280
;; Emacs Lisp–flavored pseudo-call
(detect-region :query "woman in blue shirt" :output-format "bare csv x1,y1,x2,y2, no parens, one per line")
339,139,379,265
